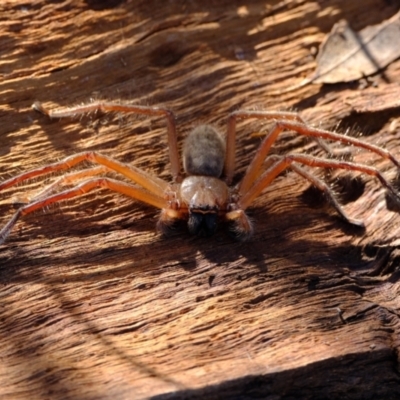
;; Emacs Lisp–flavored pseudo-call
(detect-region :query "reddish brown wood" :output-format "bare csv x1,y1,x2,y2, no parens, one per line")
1,1,400,399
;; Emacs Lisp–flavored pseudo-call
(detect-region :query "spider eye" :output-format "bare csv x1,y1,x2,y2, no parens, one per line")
188,212,218,237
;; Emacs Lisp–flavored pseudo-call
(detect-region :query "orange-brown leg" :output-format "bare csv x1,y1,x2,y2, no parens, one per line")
224,110,304,183
0,151,168,196
224,110,349,184
17,166,108,203
0,177,169,244
289,164,364,227
224,157,364,239
237,119,400,195
224,111,399,186
238,153,400,213
33,101,182,181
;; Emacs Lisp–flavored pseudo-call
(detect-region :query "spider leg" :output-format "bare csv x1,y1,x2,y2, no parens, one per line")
224,110,350,184
0,151,169,196
237,119,400,195
238,153,400,213
289,164,364,227
224,209,253,241
0,177,169,244
19,166,108,203
225,110,300,183
33,101,182,182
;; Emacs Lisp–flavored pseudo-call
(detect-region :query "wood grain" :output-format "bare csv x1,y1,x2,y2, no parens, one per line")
1,1,400,399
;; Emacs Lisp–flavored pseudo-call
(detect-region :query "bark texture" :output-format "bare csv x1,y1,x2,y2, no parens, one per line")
1,1,400,399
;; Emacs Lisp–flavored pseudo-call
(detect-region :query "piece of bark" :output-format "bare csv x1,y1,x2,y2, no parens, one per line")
1,1,400,400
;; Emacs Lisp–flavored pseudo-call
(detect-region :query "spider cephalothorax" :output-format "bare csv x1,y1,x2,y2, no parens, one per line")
1,101,400,244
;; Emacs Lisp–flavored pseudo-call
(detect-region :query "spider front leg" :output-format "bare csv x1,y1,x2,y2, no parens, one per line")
224,112,400,188
14,166,108,204
237,119,400,195
224,110,352,184
0,151,168,195
0,177,169,244
237,153,400,225
33,101,182,182
0,152,173,243
225,110,302,184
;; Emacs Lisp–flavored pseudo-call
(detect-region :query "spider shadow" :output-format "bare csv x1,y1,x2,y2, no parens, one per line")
0,212,362,286
156,202,370,275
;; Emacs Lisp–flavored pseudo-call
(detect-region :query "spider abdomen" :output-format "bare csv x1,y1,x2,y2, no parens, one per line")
183,125,226,177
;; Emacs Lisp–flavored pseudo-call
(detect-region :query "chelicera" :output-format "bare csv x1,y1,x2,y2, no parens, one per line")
1,101,399,243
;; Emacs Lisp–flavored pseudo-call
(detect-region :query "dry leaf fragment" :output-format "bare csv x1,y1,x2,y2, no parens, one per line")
310,11,400,84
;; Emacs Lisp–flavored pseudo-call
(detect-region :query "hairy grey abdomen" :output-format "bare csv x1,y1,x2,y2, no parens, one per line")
183,125,226,177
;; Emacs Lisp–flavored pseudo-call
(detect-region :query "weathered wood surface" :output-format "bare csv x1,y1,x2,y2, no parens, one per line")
1,1,400,399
